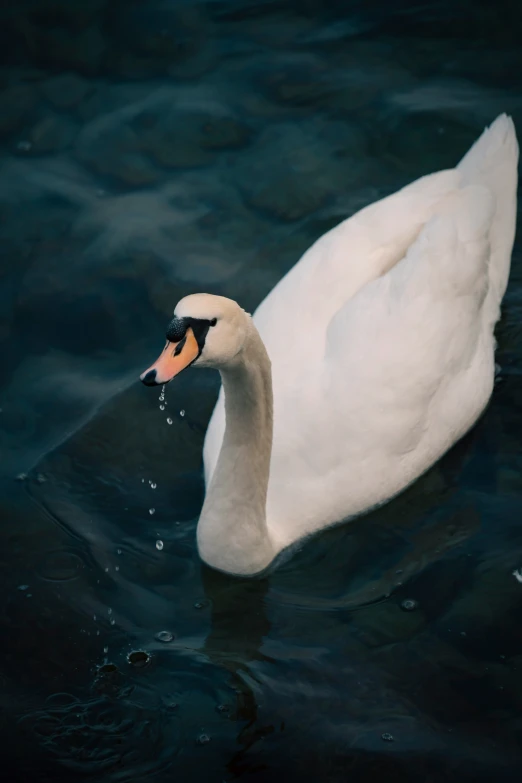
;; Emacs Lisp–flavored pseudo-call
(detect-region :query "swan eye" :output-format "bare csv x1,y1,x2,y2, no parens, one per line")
165,317,187,343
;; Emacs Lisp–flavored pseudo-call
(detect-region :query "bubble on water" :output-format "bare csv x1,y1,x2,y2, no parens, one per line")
141,478,145,483
107,608,112,615
400,599,419,612
149,508,156,515
196,733,211,745
156,540,164,551
159,404,165,410
115,566,120,571
155,630,174,643
110,618,116,626
103,646,109,654
150,483,157,489
104,567,109,572
180,410,185,417
17,584,29,591
93,614,97,621
381,733,394,742
36,473,47,484
15,473,28,482
166,417,173,425
216,704,230,714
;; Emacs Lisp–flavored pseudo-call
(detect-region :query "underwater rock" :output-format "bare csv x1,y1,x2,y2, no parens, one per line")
41,73,94,110
255,53,332,107
75,118,161,186
0,85,37,138
23,113,79,155
76,89,251,180
235,120,368,221
133,95,252,169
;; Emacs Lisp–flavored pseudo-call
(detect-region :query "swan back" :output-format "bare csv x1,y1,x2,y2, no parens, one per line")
457,114,519,323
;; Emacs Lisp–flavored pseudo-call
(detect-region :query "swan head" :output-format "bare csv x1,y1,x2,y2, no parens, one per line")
140,294,250,385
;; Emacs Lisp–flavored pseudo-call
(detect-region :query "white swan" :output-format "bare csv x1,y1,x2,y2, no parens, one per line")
141,114,518,577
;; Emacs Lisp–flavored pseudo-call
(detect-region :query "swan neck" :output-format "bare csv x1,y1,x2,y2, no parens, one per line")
197,326,274,575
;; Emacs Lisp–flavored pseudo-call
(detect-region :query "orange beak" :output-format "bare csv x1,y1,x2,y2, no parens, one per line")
140,327,199,386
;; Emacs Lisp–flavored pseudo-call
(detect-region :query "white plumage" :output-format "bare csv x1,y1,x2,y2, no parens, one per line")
198,115,518,572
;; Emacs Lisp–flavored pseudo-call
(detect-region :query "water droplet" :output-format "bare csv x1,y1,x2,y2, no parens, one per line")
17,140,32,152
117,549,122,555
15,473,27,482
180,409,185,417
93,614,97,621
115,566,120,571
400,599,419,612
194,601,208,610
166,417,173,425
196,733,211,745
151,482,157,489
156,540,163,551
127,650,151,668
17,584,29,591
141,478,145,483
36,473,46,484
382,733,394,742
155,630,173,643
110,618,116,626
512,569,522,584
216,704,230,714
103,646,109,654
107,608,112,615
159,404,165,411
149,508,156,515
26,593,32,598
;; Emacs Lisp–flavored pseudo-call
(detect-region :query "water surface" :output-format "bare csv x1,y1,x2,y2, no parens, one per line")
1,1,522,781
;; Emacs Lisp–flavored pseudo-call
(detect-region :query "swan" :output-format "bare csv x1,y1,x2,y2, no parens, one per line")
141,114,518,577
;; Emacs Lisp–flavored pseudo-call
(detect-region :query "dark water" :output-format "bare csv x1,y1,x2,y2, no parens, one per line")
1,1,522,781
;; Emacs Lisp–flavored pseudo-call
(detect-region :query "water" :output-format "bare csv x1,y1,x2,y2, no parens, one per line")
0,1,521,781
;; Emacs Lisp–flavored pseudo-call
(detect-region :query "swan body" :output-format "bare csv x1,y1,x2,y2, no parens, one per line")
142,115,518,576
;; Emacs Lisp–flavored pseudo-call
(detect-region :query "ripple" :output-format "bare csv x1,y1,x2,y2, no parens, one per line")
127,650,151,668
19,694,172,777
